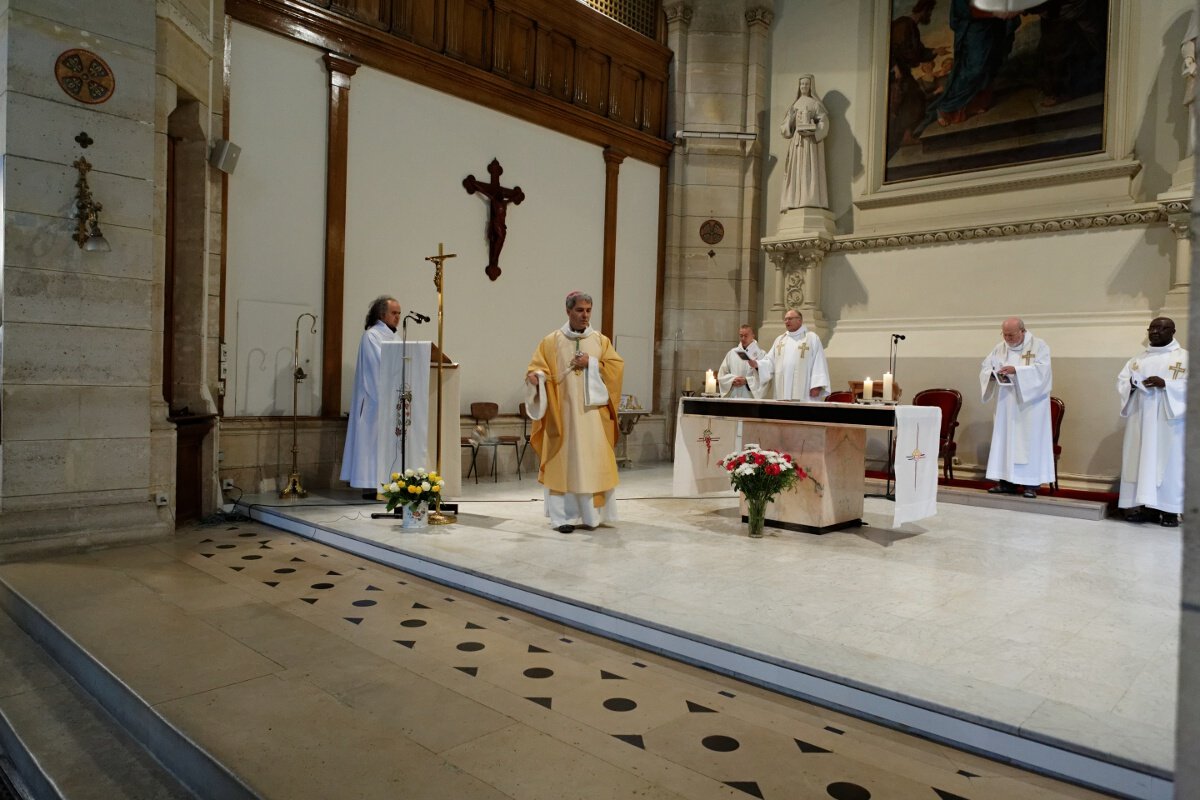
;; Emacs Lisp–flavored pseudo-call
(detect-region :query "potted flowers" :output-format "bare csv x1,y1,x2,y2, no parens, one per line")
717,446,804,538
380,468,445,529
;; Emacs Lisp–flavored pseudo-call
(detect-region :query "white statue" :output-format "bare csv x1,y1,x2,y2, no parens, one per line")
1183,11,1198,154
779,74,830,211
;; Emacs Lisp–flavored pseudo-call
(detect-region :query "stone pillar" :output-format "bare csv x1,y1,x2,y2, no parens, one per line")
1163,199,1193,325
762,239,831,341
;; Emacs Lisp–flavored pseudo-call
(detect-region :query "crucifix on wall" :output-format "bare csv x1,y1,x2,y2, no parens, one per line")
462,158,524,281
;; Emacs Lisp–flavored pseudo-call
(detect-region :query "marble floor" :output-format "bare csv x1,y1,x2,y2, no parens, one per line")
242,463,1179,798
1,517,1114,800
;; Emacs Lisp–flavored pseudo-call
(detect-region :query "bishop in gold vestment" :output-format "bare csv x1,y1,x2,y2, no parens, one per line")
525,292,624,533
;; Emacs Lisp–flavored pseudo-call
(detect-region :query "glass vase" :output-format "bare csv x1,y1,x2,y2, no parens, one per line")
401,501,429,530
746,495,768,538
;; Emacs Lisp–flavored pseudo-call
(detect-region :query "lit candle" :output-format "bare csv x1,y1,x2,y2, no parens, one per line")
863,377,873,402
882,372,893,402
685,376,692,392
705,369,717,394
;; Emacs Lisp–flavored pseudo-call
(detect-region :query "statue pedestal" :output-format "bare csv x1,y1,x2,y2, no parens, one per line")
777,206,837,237
1156,180,1193,324
1170,155,1195,193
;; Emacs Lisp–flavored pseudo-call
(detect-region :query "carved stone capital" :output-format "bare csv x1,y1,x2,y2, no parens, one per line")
745,7,774,28
663,2,693,26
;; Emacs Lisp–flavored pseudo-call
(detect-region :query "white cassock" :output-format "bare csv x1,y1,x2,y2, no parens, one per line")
760,327,830,401
979,332,1055,486
340,320,396,488
1117,340,1188,513
717,340,767,399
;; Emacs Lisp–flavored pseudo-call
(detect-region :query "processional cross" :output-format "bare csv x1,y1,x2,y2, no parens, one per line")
425,243,457,524
463,158,525,282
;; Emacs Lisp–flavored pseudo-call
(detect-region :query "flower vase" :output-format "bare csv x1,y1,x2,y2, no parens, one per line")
401,501,429,530
746,495,768,538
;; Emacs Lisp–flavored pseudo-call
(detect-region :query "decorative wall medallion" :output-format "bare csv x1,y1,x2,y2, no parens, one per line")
699,219,724,245
55,49,116,105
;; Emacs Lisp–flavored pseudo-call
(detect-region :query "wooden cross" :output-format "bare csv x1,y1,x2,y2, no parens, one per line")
463,158,525,282
1020,351,1036,365
797,340,810,358
1170,361,1187,379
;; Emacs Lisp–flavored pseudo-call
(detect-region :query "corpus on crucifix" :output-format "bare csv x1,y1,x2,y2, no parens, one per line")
463,158,524,281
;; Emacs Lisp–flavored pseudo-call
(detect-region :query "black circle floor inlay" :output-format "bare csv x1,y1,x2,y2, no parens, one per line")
241,555,261,560
826,782,870,800
400,619,426,627
603,697,637,712
216,544,236,549
238,532,256,537
457,642,485,652
701,735,740,752
273,568,295,574
523,667,554,679
352,600,377,607
310,583,335,590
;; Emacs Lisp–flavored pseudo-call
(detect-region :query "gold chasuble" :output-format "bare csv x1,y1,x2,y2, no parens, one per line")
526,329,624,505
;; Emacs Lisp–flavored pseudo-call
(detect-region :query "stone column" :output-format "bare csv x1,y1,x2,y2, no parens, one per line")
762,238,831,341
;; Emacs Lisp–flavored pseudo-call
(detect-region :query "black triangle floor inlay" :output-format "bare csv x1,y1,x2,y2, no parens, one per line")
526,697,552,709
955,770,979,778
825,726,845,734
201,553,214,558
933,790,971,800
344,617,363,625
724,781,764,798
366,585,382,591
528,645,549,653
612,734,645,749
199,538,213,543
229,566,244,572
600,670,626,680
686,700,717,713
326,570,342,576
394,640,415,648
795,738,832,754
301,598,318,604
455,666,478,676
263,581,279,587
290,557,305,562
413,602,430,609
465,622,485,629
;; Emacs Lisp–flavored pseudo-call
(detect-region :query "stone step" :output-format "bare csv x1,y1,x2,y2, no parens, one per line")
0,608,194,800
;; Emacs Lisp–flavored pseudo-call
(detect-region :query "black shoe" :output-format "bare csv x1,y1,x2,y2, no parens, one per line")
362,490,377,500
1125,507,1158,524
1160,512,1180,528
555,524,575,534
987,481,1016,495
1022,487,1037,499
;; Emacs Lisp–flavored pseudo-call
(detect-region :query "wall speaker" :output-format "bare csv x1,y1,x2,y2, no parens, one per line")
209,139,241,174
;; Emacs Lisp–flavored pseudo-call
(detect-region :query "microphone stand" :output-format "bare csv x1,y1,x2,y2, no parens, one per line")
397,315,412,477
884,334,903,501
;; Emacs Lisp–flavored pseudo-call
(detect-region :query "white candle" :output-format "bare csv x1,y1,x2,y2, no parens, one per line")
685,376,692,391
705,369,717,394
882,372,893,402
863,377,873,402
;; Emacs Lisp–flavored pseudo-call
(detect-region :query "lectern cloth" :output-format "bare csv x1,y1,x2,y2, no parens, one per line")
892,405,942,527
377,341,432,484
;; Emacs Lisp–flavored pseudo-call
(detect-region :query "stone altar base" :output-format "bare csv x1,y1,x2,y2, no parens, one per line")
743,420,866,534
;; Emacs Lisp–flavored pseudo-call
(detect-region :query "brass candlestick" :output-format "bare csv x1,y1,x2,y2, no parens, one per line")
280,313,318,498
425,243,457,524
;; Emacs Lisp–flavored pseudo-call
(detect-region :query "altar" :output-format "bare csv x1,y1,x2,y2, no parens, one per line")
673,397,939,533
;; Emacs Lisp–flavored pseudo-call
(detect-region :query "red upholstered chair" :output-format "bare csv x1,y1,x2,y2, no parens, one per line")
912,388,963,481
1049,396,1065,492
825,390,855,403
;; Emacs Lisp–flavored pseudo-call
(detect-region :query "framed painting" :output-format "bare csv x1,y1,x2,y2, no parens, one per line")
883,0,1111,184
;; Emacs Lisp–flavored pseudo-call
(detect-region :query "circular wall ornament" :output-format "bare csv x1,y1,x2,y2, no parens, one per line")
699,219,724,245
55,49,116,105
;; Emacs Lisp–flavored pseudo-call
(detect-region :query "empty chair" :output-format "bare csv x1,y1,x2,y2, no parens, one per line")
461,437,479,483
470,402,522,482
1049,396,1065,492
912,388,963,481
825,390,855,403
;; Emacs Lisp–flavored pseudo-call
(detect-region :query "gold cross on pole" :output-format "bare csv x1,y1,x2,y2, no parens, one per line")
1169,361,1187,379
1020,351,1036,365
424,242,457,524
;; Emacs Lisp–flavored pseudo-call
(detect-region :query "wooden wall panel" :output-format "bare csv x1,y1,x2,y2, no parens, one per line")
446,0,491,69
610,63,641,129
332,0,389,29
393,0,445,50
575,47,608,116
641,75,663,134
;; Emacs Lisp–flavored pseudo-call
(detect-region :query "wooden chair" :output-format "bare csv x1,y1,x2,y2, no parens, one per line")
1050,396,1065,492
825,390,855,403
517,402,533,473
461,437,480,483
469,402,522,481
912,388,963,480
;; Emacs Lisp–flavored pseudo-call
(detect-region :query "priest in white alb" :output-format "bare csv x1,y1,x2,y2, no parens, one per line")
525,291,625,534
759,309,829,401
980,316,1055,498
717,324,767,399
1117,316,1187,527
340,296,402,497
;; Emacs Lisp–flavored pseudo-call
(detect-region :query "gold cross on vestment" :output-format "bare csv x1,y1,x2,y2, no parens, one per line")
797,340,810,358
1130,361,1139,372
1020,351,1036,365
1170,361,1187,379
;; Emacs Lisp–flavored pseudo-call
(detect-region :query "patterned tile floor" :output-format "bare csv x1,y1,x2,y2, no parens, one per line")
156,517,1108,800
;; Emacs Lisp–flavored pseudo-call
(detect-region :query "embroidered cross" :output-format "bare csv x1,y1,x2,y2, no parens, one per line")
797,340,810,358
1130,361,1139,373
775,340,784,356
698,423,720,467
1170,361,1187,379
905,424,926,490
1020,351,1036,365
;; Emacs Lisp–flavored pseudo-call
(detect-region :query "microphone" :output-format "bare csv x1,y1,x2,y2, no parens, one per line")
892,333,906,340
407,312,431,324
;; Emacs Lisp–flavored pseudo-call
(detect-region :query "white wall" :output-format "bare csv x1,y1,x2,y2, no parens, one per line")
614,158,662,408
225,22,327,416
